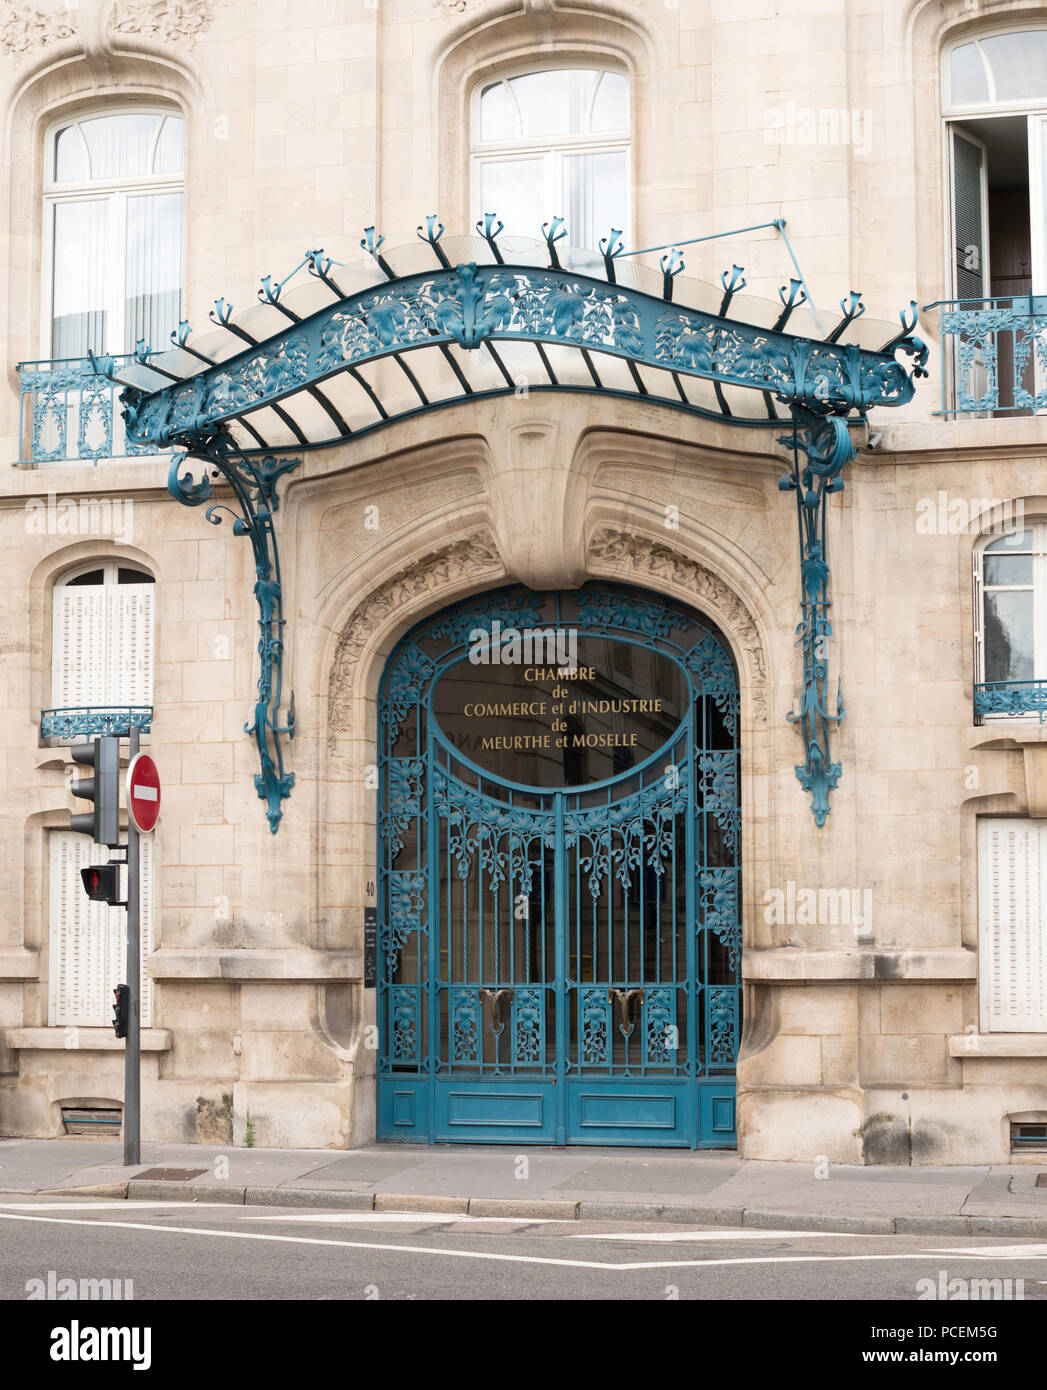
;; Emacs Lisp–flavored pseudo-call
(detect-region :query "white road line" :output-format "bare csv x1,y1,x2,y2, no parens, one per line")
0,1201,243,1211
928,1245,1047,1259
251,1212,560,1224
1,1209,1046,1273
573,1229,878,1242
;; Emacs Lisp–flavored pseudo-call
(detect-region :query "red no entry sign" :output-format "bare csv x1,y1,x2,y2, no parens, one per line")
126,753,161,834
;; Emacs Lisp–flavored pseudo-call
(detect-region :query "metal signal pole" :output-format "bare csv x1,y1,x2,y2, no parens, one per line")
124,725,141,1167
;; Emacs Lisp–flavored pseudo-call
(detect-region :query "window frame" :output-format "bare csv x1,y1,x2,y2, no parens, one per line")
41,104,186,360
468,63,632,247
974,523,1047,715
942,28,1047,299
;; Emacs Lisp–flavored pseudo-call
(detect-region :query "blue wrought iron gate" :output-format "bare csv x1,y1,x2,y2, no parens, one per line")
376,583,741,1146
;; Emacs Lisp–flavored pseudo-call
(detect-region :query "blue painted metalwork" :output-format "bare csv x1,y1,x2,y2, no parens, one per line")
778,409,854,825
92,218,927,455
41,705,153,739
167,442,300,832
17,356,167,464
932,295,1047,414
85,219,926,836
377,581,741,1147
974,679,1047,723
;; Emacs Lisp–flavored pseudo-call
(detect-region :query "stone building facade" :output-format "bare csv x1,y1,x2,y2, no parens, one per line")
0,0,1045,1163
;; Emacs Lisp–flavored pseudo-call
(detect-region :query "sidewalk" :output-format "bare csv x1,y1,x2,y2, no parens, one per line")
1,1137,1046,1237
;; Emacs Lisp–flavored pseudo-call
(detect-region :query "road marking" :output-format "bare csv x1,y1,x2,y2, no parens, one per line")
573,1229,877,1242
0,1200,243,1211
1,1209,1046,1273
928,1245,1047,1259
251,1211,559,1225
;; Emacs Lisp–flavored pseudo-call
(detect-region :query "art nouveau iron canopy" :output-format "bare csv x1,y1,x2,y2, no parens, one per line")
93,216,928,830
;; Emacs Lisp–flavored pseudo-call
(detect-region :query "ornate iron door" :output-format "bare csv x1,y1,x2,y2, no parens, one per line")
377,583,740,1147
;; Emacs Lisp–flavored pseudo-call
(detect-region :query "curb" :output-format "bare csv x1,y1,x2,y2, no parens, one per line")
3,1184,1046,1238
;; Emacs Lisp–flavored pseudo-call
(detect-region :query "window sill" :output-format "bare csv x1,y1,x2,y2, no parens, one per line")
5,1027,171,1052
948,1033,1047,1058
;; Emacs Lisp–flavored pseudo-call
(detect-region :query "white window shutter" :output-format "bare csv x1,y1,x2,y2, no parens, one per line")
978,819,1047,1032
49,832,115,1027
49,831,155,1029
107,583,154,707
52,585,107,709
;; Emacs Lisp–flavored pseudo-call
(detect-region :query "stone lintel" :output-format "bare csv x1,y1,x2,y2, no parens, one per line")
948,1033,1047,1058
5,1028,172,1051
0,949,38,980
147,949,364,981
744,948,977,982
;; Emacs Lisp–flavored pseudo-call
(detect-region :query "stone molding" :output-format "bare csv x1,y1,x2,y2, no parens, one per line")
147,948,363,981
744,947,978,982
327,528,503,734
948,1033,1047,1059
588,525,769,724
0,948,37,979
6,1027,172,1051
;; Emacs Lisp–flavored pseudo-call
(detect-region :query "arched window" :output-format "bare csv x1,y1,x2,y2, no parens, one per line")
944,30,1047,305
470,67,629,248
51,561,155,717
44,109,185,359
974,526,1047,717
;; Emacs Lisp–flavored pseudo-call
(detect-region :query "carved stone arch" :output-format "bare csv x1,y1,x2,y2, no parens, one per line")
326,528,508,741
317,526,507,953
585,524,771,727
434,2,662,233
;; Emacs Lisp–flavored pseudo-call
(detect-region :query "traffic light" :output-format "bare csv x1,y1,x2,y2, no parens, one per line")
112,984,129,1039
69,737,120,847
80,864,122,906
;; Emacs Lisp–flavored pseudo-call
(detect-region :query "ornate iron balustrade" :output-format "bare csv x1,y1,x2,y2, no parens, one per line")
41,705,153,739
17,355,170,464
974,680,1047,723
933,295,1047,415
88,218,929,830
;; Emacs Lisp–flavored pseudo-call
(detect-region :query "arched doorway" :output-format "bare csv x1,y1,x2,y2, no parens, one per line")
376,581,741,1146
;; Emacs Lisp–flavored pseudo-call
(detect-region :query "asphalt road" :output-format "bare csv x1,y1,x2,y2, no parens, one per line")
2,1197,1047,1303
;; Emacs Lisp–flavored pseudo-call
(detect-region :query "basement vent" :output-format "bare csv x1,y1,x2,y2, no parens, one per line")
1011,1123,1047,1152
61,1105,122,1136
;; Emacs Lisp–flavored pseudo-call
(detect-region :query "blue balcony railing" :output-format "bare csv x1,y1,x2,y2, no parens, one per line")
974,680,1047,724
932,295,1047,415
17,356,170,465
41,706,153,739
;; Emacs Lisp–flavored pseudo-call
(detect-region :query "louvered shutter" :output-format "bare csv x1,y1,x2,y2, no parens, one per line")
107,583,154,706
49,831,155,1028
951,128,988,301
978,819,1047,1032
51,585,107,708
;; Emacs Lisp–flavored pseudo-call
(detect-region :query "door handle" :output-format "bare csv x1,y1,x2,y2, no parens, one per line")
479,987,514,1036
608,987,644,1036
